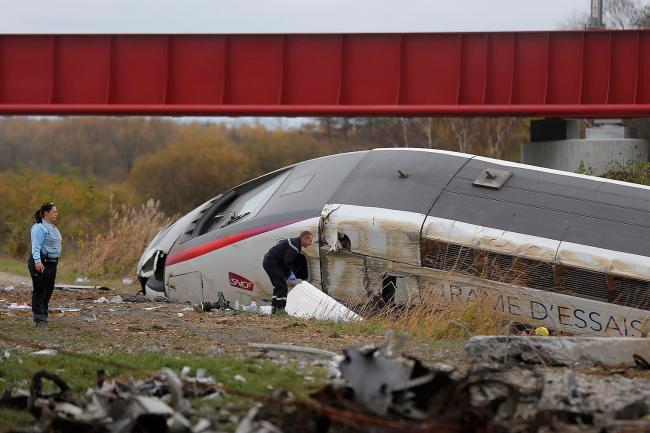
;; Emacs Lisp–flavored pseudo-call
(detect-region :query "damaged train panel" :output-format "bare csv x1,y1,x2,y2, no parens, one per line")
320,204,422,265
137,148,650,337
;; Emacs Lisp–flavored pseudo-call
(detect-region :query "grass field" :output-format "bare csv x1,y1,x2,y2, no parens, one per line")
0,351,327,431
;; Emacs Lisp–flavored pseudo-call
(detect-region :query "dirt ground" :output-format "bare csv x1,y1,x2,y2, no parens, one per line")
0,274,463,362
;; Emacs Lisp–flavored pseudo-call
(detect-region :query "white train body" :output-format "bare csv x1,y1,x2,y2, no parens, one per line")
138,149,650,337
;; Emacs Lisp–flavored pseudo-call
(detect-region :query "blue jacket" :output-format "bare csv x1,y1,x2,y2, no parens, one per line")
264,237,301,277
31,221,62,263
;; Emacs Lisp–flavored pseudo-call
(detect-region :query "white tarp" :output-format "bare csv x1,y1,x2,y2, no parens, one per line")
285,281,363,322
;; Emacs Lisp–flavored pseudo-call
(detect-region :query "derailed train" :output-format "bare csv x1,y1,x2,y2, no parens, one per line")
137,148,650,336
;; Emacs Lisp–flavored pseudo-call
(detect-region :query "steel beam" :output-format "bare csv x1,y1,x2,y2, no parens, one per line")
0,31,649,117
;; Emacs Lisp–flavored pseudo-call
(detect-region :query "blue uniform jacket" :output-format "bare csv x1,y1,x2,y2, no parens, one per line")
264,237,301,278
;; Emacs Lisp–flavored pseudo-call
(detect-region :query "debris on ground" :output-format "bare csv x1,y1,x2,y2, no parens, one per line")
55,283,110,291
248,343,338,360
465,335,650,367
5,329,650,432
0,367,222,433
6,302,31,311
122,293,154,303
198,292,232,312
240,341,650,433
285,282,363,322
30,349,58,356
50,306,82,313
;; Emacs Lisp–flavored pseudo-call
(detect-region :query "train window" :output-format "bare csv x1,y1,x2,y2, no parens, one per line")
210,171,290,230
280,175,314,196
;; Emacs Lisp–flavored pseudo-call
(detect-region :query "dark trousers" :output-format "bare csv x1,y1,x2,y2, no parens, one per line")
263,257,288,309
28,257,57,323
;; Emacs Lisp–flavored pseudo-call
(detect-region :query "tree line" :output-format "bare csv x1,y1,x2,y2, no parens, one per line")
0,117,532,215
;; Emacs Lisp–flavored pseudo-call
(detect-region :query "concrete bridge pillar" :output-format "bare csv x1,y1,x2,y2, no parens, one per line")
521,119,648,175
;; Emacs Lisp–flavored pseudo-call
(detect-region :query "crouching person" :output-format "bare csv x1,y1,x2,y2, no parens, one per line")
262,231,313,314
28,203,62,327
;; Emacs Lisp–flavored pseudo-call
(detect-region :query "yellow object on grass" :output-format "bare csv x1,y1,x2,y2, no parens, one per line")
534,326,549,336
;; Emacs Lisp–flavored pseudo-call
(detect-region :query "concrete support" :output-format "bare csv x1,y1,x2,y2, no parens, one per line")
521,119,648,175
465,335,650,367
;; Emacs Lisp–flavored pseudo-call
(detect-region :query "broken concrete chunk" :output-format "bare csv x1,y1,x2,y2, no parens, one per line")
465,336,650,367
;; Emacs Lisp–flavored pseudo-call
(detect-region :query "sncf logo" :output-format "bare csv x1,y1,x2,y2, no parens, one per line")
229,272,254,291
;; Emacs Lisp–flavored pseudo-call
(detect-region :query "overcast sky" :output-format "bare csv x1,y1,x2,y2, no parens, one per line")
1,0,592,34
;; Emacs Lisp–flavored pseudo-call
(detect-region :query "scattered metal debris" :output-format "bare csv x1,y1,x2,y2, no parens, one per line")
1,367,223,433
199,292,231,312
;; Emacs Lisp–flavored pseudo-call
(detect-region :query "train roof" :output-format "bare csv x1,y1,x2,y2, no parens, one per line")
170,148,650,258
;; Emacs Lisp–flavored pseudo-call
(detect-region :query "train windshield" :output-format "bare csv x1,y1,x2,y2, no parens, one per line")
213,171,290,230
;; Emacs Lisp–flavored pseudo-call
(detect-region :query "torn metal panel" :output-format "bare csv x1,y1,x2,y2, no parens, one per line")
365,259,421,304
319,249,367,303
320,204,423,265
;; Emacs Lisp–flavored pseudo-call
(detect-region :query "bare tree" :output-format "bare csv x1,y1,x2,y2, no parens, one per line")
412,118,434,148
445,118,476,154
631,4,650,27
605,0,642,29
400,118,409,147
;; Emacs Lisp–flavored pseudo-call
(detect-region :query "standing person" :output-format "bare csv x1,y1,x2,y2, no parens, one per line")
262,231,313,314
28,203,62,327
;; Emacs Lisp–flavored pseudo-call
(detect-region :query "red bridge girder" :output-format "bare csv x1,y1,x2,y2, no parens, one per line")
1,31,649,117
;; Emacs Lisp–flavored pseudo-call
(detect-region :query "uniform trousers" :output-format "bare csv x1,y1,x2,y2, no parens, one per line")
27,257,57,323
262,256,288,310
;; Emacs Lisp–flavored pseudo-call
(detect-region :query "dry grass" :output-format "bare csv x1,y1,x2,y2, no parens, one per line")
69,199,174,278
342,284,510,342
